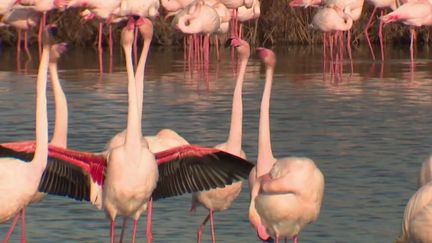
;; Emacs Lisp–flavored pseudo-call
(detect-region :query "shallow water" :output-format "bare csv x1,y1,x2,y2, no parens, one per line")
0,44,432,243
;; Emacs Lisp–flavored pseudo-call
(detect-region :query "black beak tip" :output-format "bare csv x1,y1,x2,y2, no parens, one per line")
132,15,140,21
47,26,58,37
264,237,275,243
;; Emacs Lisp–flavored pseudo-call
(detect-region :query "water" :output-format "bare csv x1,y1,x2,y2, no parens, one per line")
0,44,432,242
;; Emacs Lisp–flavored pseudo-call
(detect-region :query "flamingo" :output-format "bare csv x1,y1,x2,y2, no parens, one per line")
395,182,432,243
0,25,54,241
190,37,250,243
2,42,69,242
310,4,353,76
16,0,65,58
419,156,432,187
172,0,220,76
363,0,398,61
0,7,39,62
380,0,432,66
236,0,260,38
249,48,325,243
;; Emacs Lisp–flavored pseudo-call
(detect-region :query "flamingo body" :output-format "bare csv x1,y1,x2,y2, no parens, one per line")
255,157,324,239
381,1,432,26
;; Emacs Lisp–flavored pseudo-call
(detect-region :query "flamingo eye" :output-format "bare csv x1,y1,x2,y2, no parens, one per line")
185,19,191,26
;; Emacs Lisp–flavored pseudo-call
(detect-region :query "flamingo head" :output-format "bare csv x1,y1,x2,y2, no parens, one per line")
380,14,399,25
43,25,58,46
121,20,135,47
50,42,68,63
226,37,250,58
248,208,273,242
136,18,154,41
256,47,276,68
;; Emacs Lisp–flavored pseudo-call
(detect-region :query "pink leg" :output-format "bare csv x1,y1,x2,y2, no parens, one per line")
215,36,220,61
108,24,113,58
98,22,103,75
410,27,415,67
209,210,215,243
3,211,20,242
23,31,31,60
110,220,116,243
119,218,128,243
146,198,153,243
16,30,21,59
292,235,298,243
275,236,279,243
347,30,353,74
20,208,25,243
131,219,138,243
378,10,385,61
363,7,377,61
196,213,211,243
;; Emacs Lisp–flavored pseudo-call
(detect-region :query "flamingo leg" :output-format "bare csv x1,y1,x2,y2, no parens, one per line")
20,208,25,243
196,212,211,243
215,36,220,61
275,236,279,243
2,210,20,242
347,30,353,74
98,22,103,75
24,31,31,60
16,29,21,58
209,210,215,243
292,235,298,243
131,219,138,243
108,24,113,58
110,220,116,243
378,10,385,61
363,7,377,61
410,27,415,67
119,217,128,243
146,198,153,243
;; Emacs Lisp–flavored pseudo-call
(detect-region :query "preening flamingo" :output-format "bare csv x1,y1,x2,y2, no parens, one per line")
395,182,432,243
310,4,353,76
0,26,53,241
191,37,250,243
236,0,260,38
419,156,432,187
380,0,432,66
249,48,324,243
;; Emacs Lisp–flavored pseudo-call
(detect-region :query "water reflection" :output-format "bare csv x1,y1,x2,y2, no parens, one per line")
0,44,432,242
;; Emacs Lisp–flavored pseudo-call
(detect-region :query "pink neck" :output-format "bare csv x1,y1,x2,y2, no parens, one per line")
49,62,68,148
256,66,275,177
226,54,248,154
135,31,152,123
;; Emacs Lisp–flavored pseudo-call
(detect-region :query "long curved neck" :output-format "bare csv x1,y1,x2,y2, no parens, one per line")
226,55,248,154
256,65,275,177
123,43,141,149
135,32,152,123
32,41,50,169
49,62,68,148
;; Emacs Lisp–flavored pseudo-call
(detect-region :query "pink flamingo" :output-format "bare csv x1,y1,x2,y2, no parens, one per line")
1,7,39,62
236,0,260,38
380,0,432,66
395,181,432,243
2,41,69,242
191,37,250,243
16,0,65,58
310,4,353,77
419,156,432,187
249,48,325,243
363,0,398,61
172,0,220,80
0,26,53,242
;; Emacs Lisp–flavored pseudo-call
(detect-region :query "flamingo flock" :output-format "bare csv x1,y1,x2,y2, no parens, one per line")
0,0,431,242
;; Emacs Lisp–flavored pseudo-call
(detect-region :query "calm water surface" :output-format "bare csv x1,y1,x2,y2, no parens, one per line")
1,45,432,243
